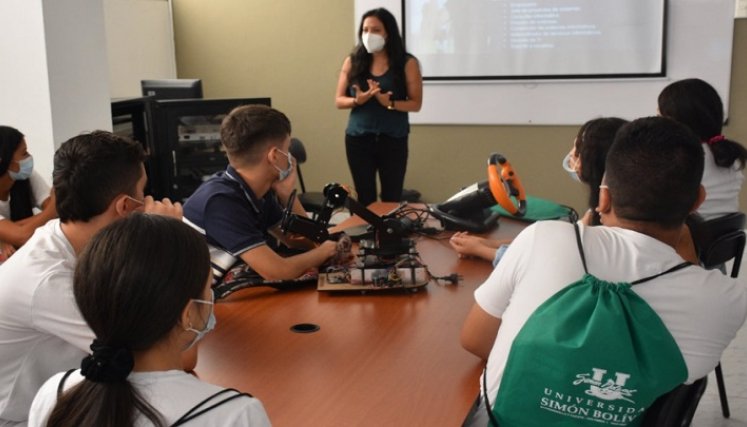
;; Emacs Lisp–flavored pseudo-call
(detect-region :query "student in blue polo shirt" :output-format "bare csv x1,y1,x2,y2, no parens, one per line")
183,105,337,282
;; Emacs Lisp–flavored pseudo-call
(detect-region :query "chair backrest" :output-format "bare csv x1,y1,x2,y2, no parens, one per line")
689,212,747,277
641,377,707,427
288,137,307,193
289,138,307,164
703,231,746,277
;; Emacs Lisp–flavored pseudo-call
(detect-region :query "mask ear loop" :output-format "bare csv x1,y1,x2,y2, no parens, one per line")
184,298,209,332
183,299,197,332
271,147,293,168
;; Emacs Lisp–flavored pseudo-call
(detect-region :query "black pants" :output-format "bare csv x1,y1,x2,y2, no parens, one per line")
345,133,408,207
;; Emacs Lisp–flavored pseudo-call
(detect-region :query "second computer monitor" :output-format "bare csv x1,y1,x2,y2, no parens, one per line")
141,79,203,100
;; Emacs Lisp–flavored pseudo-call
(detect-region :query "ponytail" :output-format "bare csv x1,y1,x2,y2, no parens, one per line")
706,135,747,170
657,79,747,170
46,340,163,427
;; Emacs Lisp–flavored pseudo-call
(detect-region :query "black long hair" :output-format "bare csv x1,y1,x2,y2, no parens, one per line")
0,126,34,221
348,8,411,96
45,214,210,427
658,78,747,169
576,117,629,225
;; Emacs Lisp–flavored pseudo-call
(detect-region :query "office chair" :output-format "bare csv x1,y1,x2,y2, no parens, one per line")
288,138,326,214
688,212,746,418
641,377,708,427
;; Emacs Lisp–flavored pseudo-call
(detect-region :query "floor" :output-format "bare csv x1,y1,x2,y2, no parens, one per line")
691,259,747,427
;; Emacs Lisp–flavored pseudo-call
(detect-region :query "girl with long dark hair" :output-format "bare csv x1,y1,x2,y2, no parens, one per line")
0,126,57,260
563,117,629,226
335,7,423,206
28,214,270,427
658,78,747,220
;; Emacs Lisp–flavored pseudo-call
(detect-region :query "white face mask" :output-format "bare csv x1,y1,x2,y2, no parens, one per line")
562,152,581,183
273,149,294,181
185,292,216,349
362,32,386,54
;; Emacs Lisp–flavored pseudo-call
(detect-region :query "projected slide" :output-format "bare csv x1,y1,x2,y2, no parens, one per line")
403,0,666,79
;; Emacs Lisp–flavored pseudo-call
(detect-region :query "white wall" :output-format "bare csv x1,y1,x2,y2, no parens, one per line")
0,1,56,184
43,0,112,139
0,0,113,185
104,0,177,98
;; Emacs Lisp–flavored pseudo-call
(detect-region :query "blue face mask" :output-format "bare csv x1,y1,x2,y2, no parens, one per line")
9,155,33,181
273,149,294,181
185,291,216,349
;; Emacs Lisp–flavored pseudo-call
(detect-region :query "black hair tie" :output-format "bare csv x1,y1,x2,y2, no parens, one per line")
80,339,134,383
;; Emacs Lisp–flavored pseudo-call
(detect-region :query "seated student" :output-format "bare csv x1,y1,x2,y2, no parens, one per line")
452,117,699,265
0,126,57,261
28,214,271,427
183,105,337,283
450,117,628,264
460,117,747,426
0,131,181,426
658,78,747,220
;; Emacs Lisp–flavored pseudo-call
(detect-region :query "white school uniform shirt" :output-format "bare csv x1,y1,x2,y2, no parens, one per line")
0,171,50,221
0,219,92,426
698,145,744,220
475,221,747,403
29,369,271,427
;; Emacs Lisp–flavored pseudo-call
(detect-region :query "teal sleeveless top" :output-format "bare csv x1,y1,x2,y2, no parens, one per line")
346,66,410,138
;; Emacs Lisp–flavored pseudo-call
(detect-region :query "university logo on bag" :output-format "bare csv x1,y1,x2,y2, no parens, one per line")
539,367,645,425
573,368,636,403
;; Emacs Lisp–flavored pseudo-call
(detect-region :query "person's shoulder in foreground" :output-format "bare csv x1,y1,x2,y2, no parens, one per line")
0,217,82,426
461,116,747,426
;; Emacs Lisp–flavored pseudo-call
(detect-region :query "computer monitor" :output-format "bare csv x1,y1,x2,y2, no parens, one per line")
141,79,203,100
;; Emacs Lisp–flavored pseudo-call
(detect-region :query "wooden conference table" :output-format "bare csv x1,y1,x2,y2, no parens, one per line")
195,203,527,427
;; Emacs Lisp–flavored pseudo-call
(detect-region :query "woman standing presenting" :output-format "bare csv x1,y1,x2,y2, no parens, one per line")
335,7,423,206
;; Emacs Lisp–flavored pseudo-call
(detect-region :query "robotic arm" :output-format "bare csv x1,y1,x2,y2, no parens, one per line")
280,183,414,257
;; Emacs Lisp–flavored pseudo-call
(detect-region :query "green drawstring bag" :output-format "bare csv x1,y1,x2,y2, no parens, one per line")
485,223,689,427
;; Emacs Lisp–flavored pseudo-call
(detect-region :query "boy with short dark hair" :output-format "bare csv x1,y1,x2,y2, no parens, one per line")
461,117,747,426
183,105,336,283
